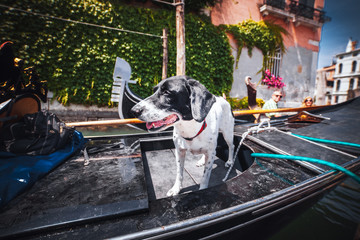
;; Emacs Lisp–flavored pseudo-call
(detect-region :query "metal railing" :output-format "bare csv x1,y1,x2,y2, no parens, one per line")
262,0,330,23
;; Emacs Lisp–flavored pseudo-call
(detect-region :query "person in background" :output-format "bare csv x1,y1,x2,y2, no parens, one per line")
301,96,314,107
262,90,282,118
244,76,261,123
245,76,257,110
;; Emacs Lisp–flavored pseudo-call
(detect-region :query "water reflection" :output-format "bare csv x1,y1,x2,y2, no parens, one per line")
270,177,360,240
315,178,360,226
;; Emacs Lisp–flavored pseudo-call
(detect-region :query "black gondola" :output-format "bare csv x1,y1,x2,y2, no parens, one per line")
0,94,359,239
111,57,147,131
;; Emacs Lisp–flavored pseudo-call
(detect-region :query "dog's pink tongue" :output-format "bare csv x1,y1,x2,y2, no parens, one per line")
146,122,154,129
164,114,177,124
146,115,178,130
146,120,163,130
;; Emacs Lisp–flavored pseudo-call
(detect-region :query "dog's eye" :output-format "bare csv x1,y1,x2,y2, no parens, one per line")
163,90,171,95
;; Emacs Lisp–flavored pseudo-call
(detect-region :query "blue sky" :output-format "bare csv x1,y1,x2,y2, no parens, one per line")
317,0,360,68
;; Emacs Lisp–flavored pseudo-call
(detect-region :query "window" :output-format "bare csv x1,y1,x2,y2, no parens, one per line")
338,63,342,74
335,96,339,103
299,0,315,19
349,78,354,90
327,95,332,105
326,80,334,87
299,0,315,7
352,61,357,72
336,80,341,91
265,0,285,10
264,48,282,77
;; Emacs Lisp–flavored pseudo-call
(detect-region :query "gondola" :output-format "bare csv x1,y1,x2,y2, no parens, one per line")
111,57,147,131
0,94,359,239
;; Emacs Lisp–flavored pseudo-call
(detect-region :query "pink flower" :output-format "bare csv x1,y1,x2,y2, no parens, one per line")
262,69,285,89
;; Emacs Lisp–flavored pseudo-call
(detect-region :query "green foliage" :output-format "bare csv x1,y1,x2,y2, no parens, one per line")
113,0,220,13
0,0,233,106
228,97,264,110
220,19,287,71
184,0,220,12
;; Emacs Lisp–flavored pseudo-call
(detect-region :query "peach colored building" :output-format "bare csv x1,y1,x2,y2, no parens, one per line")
211,0,328,107
315,64,335,105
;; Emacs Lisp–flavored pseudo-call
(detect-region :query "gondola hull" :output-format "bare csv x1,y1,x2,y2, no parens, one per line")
0,98,360,240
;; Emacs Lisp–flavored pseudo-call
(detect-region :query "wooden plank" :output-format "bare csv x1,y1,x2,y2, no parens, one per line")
162,28,168,80
176,0,185,75
232,105,325,116
66,105,327,127
66,118,144,127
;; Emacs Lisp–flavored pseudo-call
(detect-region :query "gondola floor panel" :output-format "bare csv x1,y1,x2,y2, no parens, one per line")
144,149,242,199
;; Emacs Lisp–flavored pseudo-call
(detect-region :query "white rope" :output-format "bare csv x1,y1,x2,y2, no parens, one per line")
0,4,163,38
223,118,356,179
222,119,277,182
83,147,90,166
222,130,249,182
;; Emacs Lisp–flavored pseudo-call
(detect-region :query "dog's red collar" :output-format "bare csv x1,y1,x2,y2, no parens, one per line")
183,120,207,141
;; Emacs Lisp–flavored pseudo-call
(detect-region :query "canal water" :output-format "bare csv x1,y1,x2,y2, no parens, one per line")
80,126,360,240
270,177,360,240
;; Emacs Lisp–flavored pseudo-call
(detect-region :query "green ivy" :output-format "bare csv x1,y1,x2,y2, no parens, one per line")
220,19,287,71
0,0,233,106
183,0,220,13
228,97,264,110
111,0,220,13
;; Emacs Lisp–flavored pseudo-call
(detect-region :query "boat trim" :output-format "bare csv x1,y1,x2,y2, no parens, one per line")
280,129,357,159
244,134,325,174
111,164,356,240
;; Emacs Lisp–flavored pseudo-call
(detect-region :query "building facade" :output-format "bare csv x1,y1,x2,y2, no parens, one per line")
331,39,360,104
315,64,335,105
316,39,360,105
211,0,328,107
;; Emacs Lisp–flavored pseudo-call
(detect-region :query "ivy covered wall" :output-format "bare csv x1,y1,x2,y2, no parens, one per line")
0,0,233,106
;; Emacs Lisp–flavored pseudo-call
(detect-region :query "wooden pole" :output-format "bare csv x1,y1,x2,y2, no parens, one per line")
66,118,144,127
162,28,168,80
176,0,185,76
66,105,327,127
232,105,324,117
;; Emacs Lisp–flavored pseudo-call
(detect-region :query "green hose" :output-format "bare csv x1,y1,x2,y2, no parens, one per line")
251,153,360,184
292,133,360,148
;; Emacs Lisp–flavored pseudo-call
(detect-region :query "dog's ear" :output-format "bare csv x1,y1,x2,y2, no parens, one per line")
187,79,216,122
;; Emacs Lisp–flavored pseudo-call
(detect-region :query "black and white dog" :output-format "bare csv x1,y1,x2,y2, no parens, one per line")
131,76,234,196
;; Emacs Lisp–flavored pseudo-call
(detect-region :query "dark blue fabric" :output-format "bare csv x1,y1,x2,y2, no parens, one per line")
0,131,86,209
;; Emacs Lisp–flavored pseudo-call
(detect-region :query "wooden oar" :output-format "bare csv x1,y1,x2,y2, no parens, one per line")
65,105,327,128
66,118,144,127
232,105,324,116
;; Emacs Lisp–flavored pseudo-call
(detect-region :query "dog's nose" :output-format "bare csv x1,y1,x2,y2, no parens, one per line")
130,105,143,118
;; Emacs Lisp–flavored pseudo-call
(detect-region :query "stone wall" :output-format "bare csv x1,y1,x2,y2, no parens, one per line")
41,100,118,122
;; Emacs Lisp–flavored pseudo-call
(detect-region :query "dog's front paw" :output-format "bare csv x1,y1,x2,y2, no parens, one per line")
167,186,181,196
225,159,234,168
196,155,206,167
